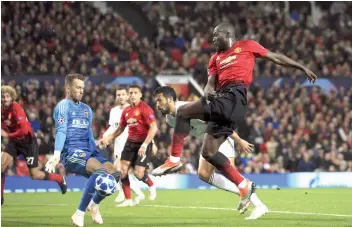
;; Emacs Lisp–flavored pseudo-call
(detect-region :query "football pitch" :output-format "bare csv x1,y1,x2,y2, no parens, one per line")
2,188,352,227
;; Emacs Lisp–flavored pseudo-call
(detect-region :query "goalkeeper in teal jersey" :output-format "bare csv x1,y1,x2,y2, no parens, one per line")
45,74,121,227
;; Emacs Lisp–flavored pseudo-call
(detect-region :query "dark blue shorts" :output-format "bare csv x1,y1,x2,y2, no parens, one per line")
61,147,109,178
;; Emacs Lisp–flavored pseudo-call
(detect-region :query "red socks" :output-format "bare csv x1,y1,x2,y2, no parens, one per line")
205,152,244,186
142,175,154,187
47,173,63,183
171,133,188,158
121,177,131,200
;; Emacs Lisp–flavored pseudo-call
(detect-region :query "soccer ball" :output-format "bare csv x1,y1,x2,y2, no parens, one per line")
95,174,118,196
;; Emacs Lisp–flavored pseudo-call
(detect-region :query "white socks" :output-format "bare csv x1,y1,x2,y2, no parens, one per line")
170,156,180,163
208,173,263,207
238,179,247,189
130,177,144,197
76,209,85,215
249,193,262,207
209,172,240,195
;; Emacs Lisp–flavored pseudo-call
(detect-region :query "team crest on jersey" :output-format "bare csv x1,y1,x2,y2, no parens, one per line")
58,117,65,124
216,56,220,60
79,153,86,158
84,110,88,118
234,47,241,53
135,111,140,116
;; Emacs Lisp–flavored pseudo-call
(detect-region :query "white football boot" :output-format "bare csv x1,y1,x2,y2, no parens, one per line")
87,203,103,224
148,185,157,201
116,199,135,207
71,212,84,227
245,204,269,220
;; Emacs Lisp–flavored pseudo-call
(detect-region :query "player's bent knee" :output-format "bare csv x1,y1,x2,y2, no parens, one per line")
201,149,215,161
29,169,42,180
133,169,144,180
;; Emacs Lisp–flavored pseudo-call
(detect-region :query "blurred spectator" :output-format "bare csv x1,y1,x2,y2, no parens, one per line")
1,1,351,175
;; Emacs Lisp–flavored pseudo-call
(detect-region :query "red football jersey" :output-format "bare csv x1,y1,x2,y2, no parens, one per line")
208,40,268,89
1,102,34,141
119,101,156,143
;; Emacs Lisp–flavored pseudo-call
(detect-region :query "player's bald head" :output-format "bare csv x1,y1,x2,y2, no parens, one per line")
215,22,235,38
213,22,236,52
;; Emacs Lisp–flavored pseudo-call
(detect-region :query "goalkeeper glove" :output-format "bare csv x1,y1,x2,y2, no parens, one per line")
45,151,61,173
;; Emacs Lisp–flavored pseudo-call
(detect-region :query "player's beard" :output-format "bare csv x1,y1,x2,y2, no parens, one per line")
159,106,171,115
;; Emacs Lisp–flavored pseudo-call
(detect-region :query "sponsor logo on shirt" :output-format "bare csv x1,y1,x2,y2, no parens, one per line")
220,55,237,65
72,118,89,128
4,119,11,126
127,118,137,126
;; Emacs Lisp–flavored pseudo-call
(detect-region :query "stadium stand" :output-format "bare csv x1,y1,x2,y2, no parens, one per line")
1,2,352,176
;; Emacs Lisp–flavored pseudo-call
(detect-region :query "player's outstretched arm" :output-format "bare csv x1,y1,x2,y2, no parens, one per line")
263,52,317,83
100,125,125,146
45,101,68,173
230,131,254,154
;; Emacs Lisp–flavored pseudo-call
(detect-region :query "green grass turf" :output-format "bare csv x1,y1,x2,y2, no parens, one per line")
1,189,352,227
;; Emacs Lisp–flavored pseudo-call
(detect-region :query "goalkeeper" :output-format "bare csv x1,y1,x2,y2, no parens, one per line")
45,74,121,227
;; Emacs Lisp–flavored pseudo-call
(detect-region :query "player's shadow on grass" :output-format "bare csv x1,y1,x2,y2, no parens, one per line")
263,217,350,222
1,220,64,227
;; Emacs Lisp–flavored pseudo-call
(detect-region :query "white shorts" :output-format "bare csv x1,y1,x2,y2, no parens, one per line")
200,137,236,160
114,139,127,160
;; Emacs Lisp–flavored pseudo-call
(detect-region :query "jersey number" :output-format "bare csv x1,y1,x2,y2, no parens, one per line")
26,157,34,165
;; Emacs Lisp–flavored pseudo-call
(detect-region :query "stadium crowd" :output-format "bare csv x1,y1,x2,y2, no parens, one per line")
1,2,352,176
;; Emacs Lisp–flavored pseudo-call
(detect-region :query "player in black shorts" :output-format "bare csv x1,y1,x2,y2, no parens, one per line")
1,85,67,205
100,85,158,207
155,22,317,211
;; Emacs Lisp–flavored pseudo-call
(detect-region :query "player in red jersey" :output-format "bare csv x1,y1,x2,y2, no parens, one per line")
1,85,67,205
100,85,158,207
152,22,317,211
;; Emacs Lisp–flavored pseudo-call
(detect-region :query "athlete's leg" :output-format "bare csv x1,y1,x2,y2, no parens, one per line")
201,131,254,212
134,144,156,201
198,157,240,195
1,151,13,205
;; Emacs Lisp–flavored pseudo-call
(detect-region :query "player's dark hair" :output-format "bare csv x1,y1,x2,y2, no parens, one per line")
153,86,177,101
128,85,142,92
65,73,85,85
117,87,128,92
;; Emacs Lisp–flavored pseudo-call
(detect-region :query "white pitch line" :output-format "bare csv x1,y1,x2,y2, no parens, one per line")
9,203,352,218
140,204,352,218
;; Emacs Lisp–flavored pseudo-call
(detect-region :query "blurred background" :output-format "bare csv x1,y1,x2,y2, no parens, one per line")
1,1,352,180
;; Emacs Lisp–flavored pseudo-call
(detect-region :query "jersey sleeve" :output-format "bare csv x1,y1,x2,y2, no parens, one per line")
207,54,217,76
246,40,268,58
53,101,69,152
7,103,29,139
119,109,127,128
142,105,156,125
